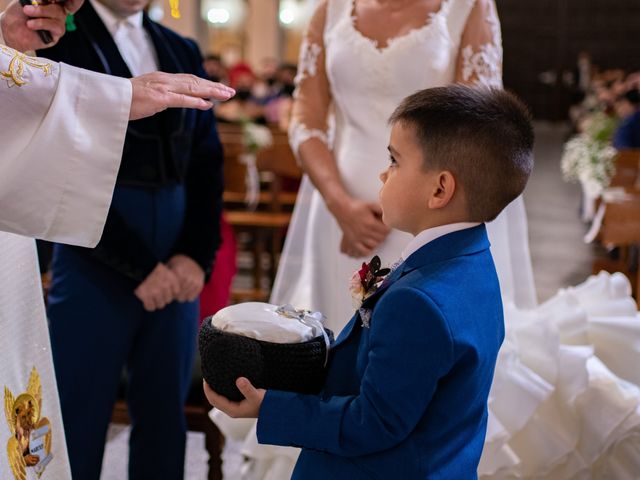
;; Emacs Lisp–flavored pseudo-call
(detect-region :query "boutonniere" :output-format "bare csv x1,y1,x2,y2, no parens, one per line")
349,255,391,328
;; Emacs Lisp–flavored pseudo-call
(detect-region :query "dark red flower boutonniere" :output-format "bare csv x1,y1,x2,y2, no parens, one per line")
349,255,391,328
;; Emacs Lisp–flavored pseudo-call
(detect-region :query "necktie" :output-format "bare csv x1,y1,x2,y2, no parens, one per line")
113,22,157,77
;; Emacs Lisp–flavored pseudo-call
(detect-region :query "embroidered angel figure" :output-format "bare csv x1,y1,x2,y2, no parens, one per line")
5,367,53,480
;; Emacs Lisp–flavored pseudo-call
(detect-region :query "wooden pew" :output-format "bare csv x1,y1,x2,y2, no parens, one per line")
609,149,640,188
595,189,640,304
218,123,301,302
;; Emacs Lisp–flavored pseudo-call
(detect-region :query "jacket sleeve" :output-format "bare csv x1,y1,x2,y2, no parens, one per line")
73,207,159,283
0,43,129,247
172,39,224,278
256,287,455,456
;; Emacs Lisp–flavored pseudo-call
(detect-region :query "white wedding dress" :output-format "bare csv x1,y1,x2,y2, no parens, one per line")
271,0,536,333
211,0,640,478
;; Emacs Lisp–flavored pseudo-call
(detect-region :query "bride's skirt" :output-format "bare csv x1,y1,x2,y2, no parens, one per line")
211,271,640,479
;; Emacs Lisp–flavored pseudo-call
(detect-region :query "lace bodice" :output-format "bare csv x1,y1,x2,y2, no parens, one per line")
289,0,504,156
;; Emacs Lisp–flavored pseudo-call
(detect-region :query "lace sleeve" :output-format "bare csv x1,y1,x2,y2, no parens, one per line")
288,0,332,156
455,0,503,88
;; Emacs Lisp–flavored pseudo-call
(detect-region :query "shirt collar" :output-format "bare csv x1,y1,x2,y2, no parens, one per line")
401,222,481,261
90,0,144,35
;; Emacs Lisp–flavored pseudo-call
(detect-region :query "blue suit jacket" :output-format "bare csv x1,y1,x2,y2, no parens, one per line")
613,111,640,149
257,225,504,479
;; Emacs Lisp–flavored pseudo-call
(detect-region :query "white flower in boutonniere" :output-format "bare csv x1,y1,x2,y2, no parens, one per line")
349,255,391,328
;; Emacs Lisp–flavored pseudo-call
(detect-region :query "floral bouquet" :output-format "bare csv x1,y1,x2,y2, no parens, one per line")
239,122,273,209
242,122,273,154
561,112,618,219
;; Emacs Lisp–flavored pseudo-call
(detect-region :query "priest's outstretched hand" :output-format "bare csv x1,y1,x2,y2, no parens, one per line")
1,0,236,120
129,72,235,120
204,378,265,418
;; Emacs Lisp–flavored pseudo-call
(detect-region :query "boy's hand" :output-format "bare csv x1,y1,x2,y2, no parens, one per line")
203,378,265,418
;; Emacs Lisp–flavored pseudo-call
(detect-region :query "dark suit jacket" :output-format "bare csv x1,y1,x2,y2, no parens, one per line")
258,225,505,479
613,111,640,149
38,3,223,281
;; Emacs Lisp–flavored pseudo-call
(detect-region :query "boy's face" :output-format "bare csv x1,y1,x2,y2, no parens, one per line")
379,123,438,235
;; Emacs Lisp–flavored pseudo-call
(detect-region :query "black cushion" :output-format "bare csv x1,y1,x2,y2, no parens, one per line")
199,318,333,402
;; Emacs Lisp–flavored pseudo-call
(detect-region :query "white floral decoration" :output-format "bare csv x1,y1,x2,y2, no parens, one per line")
242,122,273,153
561,134,617,199
288,120,329,156
461,44,502,88
462,1,503,88
295,38,323,85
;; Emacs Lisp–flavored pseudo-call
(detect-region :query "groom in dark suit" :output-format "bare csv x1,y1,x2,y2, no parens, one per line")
39,1,223,478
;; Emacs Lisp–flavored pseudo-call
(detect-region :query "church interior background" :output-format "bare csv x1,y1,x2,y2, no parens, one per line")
3,0,640,478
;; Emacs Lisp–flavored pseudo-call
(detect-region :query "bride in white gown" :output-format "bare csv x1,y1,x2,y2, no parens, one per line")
271,0,536,330
211,0,640,477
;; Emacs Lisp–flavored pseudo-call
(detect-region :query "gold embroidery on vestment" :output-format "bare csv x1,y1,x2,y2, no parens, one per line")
0,46,52,87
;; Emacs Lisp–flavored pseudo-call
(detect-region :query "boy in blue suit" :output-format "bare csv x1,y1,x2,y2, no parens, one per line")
205,85,534,479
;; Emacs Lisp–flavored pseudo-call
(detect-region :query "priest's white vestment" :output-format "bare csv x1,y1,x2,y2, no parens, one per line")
0,37,131,479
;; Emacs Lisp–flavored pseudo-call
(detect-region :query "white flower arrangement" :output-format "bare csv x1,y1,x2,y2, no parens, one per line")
561,134,617,198
561,112,618,199
239,122,273,209
242,122,273,154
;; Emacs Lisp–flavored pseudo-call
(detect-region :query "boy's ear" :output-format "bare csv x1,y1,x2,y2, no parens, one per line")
428,171,456,210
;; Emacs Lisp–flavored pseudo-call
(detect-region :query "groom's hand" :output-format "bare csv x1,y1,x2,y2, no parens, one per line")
167,254,205,302
134,263,181,311
203,378,265,418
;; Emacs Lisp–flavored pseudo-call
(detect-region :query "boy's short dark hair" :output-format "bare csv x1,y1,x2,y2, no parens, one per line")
389,85,534,222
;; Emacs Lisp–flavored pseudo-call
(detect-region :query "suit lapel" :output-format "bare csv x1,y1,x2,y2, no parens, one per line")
74,2,133,77
144,16,183,74
329,225,490,350
331,264,406,349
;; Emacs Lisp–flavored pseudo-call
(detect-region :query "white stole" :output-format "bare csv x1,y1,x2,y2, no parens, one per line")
0,42,131,480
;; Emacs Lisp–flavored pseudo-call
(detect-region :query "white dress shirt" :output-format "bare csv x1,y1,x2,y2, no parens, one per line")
90,0,159,76
401,223,482,261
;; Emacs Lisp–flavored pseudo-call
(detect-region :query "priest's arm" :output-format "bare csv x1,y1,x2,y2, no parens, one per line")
0,2,234,247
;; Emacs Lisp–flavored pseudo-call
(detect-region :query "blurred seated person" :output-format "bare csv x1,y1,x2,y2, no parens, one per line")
264,63,297,130
199,215,236,322
203,53,227,84
216,62,265,123
613,88,640,149
253,57,280,103
624,72,640,93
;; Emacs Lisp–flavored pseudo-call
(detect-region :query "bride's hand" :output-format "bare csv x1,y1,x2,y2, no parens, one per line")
333,198,390,258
